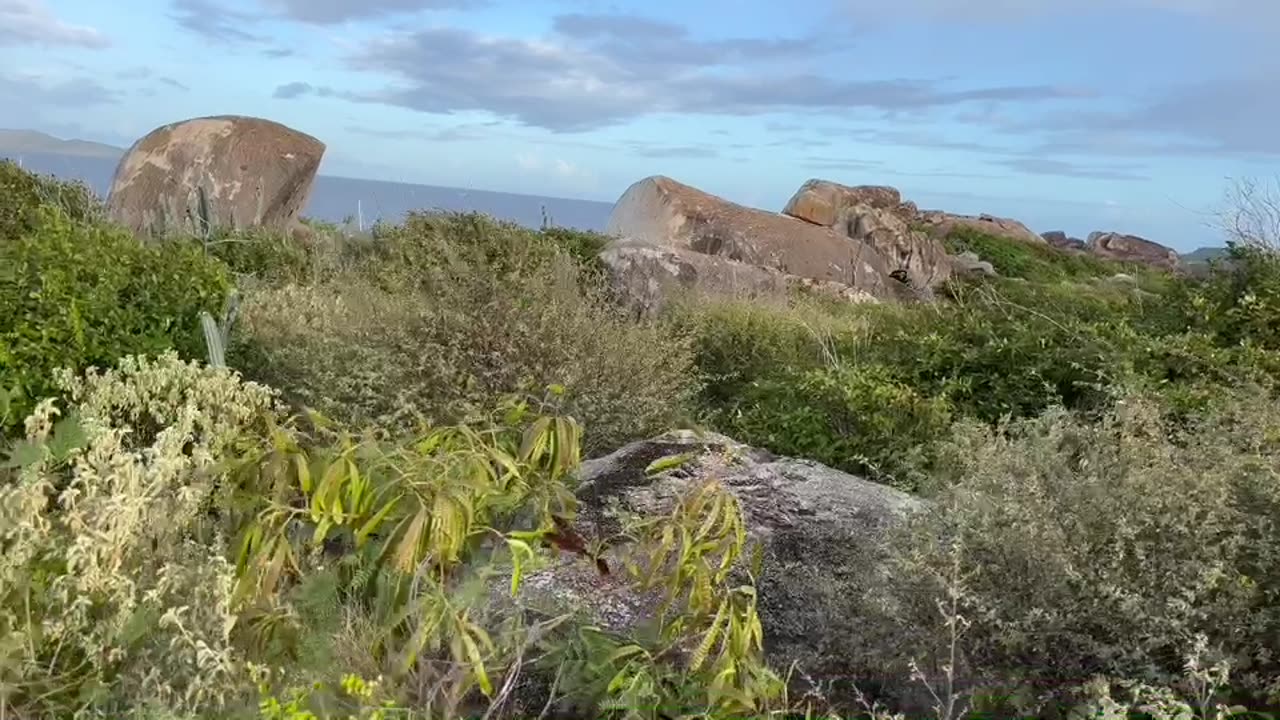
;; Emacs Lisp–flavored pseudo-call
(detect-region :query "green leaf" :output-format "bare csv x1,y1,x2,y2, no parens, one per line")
356,495,402,547
459,627,493,696
644,451,697,477
1,438,45,469
45,411,87,461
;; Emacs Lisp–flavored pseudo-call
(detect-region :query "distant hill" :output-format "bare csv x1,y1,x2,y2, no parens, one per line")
1183,246,1229,264
0,129,125,159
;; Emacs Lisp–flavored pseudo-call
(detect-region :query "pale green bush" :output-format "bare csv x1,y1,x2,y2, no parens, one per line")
0,352,282,718
236,255,698,455
888,389,1280,706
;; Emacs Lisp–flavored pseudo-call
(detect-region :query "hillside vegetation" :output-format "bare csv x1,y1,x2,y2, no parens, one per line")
3,158,1280,719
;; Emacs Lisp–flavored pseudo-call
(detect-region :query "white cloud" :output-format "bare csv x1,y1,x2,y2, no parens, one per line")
0,0,108,48
837,0,1280,24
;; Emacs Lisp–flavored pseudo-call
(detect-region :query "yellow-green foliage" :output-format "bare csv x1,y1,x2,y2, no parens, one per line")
0,353,282,718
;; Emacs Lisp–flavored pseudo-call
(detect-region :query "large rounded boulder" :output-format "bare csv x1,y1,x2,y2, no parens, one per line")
106,115,324,238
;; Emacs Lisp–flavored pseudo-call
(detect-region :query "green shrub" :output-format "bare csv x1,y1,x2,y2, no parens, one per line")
713,362,951,489
677,287,1133,482
236,214,698,455
0,206,231,433
943,227,1135,283
890,390,1280,704
1181,243,1280,351
206,226,323,286
0,159,104,241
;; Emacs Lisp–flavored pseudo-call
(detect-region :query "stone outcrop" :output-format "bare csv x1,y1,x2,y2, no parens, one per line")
599,241,879,317
497,431,928,713
918,210,1043,245
107,115,324,239
606,175,900,300
1087,231,1180,270
782,178,952,289
1041,230,1087,251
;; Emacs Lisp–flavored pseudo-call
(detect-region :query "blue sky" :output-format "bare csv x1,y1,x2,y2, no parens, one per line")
2,0,1278,249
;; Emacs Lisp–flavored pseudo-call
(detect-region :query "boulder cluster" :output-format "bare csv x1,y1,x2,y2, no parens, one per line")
601,175,1183,315
101,113,1183,315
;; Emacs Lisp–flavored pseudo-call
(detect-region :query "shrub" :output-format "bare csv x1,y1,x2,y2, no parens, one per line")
712,362,952,489
1181,243,1280,351
0,159,104,241
942,227,1140,283
237,214,697,455
889,390,1280,705
677,286,1136,484
0,206,231,433
0,353,282,718
206,226,324,286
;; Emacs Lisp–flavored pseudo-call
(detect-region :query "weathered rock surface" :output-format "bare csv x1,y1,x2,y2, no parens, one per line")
107,115,324,238
783,178,952,289
606,175,899,299
919,210,1043,245
1087,231,1180,270
1042,230,1087,251
501,431,927,710
599,240,881,316
951,251,997,277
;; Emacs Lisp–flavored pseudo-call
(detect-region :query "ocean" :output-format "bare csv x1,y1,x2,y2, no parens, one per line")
3,151,615,232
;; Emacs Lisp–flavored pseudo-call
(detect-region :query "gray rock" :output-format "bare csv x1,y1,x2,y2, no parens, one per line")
572,431,927,704
598,240,881,317
1041,230,1087,251
950,251,996,277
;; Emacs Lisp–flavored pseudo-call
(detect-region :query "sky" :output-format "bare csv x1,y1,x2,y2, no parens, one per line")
2,0,1278,250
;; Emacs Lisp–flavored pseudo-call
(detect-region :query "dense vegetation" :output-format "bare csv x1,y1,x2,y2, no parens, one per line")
3,157,1280,719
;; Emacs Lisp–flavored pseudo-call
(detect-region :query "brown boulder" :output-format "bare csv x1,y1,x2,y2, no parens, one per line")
919,210,1043,245
107,115,325,238
599,241,881,317
1087,231,1180,270
606,175,898,299
1041,230,1087,251
783,179,951,289
783,178,902,225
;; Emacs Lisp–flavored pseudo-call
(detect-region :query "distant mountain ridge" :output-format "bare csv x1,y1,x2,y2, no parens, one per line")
1182,246,1229,263
0,129,125,159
